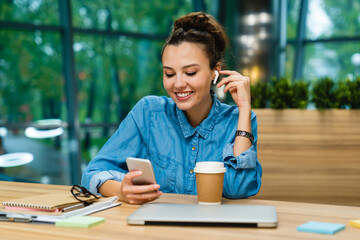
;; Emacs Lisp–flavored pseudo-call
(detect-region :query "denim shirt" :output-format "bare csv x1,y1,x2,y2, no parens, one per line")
82,92,262,199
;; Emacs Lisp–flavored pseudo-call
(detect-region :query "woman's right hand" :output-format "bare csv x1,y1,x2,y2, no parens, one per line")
118,171,162,204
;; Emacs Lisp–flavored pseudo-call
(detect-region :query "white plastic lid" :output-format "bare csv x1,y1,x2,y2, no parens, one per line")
194,161,226,174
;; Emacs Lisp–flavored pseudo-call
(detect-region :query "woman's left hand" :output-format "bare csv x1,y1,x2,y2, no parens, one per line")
216,70,251,109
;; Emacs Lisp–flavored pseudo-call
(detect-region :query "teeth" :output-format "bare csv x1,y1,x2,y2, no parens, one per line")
176,92,192,98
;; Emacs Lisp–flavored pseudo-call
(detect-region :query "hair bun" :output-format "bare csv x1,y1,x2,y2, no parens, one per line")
174,12,210,32
173,12,227,54
163,12,229,68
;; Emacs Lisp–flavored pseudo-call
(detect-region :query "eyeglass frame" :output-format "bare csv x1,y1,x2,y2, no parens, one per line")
70,185,99,206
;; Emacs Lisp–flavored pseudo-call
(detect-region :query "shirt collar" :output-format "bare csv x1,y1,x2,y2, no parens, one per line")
176,90,220,139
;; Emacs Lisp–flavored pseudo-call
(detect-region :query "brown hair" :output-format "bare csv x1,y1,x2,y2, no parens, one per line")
162,12,229,69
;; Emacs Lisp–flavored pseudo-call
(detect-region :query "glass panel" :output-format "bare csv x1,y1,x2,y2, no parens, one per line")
0,128,70,184
80,126,118,164
0,30,70,184
0,30,64,124
71,0,192,34
287,0,301,39
285,44,295,79
303,42,360,80
0,0,59,25
74,34,167,124
306,0,360,39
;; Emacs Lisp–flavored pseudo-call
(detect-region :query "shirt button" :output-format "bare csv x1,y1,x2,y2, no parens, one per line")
192,146,196,151
190,169,194,174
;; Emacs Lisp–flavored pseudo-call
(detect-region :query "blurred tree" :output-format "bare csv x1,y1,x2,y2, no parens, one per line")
287,0,301,39
304,0,360,80
322,0,360,37
0,1,62,124
0,29,62,124
0,0,59,25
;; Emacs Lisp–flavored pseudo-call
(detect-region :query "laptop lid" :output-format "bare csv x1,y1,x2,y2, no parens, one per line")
127,203,277,228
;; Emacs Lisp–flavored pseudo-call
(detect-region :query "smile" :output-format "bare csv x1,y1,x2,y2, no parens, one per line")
175,91,194,100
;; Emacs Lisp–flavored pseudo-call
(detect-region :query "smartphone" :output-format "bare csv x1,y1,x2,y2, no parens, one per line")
126,157,157,185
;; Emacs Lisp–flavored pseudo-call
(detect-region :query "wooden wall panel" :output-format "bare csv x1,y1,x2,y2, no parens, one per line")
252,109,360,206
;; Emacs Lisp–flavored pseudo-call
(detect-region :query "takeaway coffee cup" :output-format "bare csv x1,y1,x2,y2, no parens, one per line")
194,161,226,205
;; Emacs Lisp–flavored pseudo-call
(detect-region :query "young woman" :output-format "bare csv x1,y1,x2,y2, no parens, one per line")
82,12,262,204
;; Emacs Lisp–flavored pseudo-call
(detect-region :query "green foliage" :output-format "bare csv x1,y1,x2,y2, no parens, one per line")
249,76,359,110
251,81,269,108
334,79,351,109
0,0,193,125
311,77,337,109
347,77,360,109
269,77,293,109
292,80,309,109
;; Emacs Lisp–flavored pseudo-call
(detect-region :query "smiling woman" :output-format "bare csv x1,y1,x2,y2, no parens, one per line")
162,42,214,127
82,12,262,205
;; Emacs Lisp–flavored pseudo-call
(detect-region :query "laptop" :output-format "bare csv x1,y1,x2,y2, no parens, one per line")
127,203,277,228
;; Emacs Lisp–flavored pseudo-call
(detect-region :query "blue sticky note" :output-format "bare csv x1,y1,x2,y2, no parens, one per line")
297,221,345,235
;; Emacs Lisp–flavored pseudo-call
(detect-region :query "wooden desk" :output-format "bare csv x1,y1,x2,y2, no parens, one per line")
0,181,359,240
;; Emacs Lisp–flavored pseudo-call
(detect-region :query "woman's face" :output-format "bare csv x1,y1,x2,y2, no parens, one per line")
162,42,213,113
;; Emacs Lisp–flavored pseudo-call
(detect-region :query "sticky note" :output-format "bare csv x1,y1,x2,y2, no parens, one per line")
55,216,105,228
349,220,360,229
297,221,345,235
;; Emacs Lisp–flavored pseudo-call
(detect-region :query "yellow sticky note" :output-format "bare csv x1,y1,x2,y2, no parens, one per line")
349,220,360,229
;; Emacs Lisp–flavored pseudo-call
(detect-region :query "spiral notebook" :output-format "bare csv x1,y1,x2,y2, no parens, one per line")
0,194,120,223
2,192,96,211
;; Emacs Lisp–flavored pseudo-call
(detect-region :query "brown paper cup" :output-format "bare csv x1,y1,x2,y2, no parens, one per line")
194,162,226,205
196,172,224,205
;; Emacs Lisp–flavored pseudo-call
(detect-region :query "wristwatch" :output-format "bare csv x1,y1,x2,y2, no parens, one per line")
235,130,254,144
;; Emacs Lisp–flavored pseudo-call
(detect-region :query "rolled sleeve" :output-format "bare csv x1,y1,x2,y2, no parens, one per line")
223,143,257,169
89,170,126,195
221,110,261,199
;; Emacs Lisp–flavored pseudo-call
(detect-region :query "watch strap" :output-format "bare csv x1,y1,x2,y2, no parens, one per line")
235,130,254,144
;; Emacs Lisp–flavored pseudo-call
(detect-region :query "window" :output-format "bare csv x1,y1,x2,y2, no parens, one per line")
0,0,193,184
0,0,59,25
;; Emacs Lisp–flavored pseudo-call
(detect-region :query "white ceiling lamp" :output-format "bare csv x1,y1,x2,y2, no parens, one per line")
258,28,268,40
25,127,64,139
351,53,360,67
238,35,256,48
243,12,271,26
258,12,272,24
0,127,7,137
0,152,34,167
243,14,257,26
24,119,64,139
35,119,62,126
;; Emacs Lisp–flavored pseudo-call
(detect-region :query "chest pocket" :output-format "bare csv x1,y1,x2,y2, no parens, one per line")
148,149,178,193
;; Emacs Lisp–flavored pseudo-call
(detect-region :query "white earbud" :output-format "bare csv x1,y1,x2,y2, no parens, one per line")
213,70,219,84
